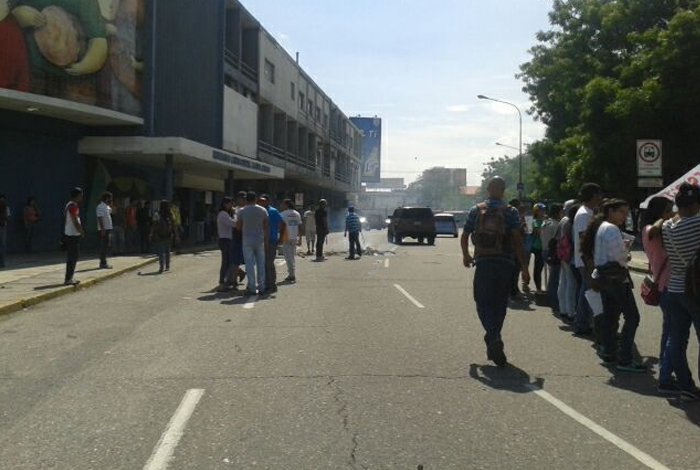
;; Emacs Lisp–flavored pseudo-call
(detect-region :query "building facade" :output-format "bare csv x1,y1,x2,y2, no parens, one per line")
0,0,362,253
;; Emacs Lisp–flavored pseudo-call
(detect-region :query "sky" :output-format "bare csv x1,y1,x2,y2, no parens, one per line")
242,0,555,186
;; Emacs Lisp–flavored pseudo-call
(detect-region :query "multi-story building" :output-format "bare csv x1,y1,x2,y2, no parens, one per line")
0,0,361,252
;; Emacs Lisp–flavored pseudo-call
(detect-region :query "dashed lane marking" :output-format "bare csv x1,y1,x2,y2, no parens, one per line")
143,388,205,470
393,284,425,309
529,386,670,470
384,259,390,268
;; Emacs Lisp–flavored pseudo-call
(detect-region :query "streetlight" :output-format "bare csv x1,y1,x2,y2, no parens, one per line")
495,142,518,152
478,94,523,199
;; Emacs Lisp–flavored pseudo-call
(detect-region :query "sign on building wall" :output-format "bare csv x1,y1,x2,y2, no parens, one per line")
350,117,381,183
0,0,145,117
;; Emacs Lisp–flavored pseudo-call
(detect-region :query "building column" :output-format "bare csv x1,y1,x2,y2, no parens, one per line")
164,154,174,200
226,170,235,195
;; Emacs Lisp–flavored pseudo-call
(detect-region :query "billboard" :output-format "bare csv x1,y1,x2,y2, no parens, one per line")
0,0,144,117
350,116,381,183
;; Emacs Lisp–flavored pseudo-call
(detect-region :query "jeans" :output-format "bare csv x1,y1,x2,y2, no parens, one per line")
558,262,577,317
265,242,277,290
0,226,6,268
665,292,700,390
154,241,171,271
574,266,593,331
99,230,112,267
532,248,544,291
316,232,327,259
64,235,81,282
243,243,266,292
218,238,232,285
474,258,514,346
282,240,297,278
658,291,676,384
546,258,561,312
600,280,640,364
348,231,362,258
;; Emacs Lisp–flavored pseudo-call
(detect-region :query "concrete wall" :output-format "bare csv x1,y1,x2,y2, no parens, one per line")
223,87,258,158
259,32,298,117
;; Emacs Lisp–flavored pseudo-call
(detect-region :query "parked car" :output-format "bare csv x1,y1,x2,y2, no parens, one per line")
434,213,458,237
387,207,436,245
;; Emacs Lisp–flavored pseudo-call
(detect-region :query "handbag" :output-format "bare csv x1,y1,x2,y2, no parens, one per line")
640,261,666,306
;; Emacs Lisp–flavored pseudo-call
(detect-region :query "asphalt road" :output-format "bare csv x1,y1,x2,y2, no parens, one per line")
0,230,698,469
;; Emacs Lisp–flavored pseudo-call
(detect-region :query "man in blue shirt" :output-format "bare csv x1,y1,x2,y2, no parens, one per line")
259,195,285,294
461,176,530,366
344,206,362,260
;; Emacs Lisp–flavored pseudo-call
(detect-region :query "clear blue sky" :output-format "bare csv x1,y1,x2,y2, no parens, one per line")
243,0,554,185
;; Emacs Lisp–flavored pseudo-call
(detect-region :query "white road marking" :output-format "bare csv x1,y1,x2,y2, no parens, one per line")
143,388,205,470
243,301,256,309
393,284,425,309
529,386,670,470
384,259,390,268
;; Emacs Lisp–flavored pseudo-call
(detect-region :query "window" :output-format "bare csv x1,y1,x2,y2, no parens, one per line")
299,92,305,110
290,82,295,100
316,106,321,120
307,99,313,114
264,59,275,83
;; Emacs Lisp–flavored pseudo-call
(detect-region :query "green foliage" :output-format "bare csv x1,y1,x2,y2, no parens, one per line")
520,0,700,203
406,167,473,210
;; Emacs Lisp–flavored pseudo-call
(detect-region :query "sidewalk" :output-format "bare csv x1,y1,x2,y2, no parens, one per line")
0,245,215,317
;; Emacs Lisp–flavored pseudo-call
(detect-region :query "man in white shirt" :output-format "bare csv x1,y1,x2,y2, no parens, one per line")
96,191,114,269
573,183,603,335
280,199,302,282
64,187,85,285
303,205,316,255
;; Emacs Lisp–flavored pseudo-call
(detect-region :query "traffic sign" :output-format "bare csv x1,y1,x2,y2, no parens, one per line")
637,140,662,177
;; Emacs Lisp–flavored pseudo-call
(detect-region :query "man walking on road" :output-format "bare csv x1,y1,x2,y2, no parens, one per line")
236,191,269,296
315,199,329,261
462,176,530,366
280,199,302,282
303,204,316,255
344,206,362,260
63,187,85,285
96,191,114,269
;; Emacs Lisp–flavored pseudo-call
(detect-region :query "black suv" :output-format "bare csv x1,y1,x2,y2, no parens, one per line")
387,207,436,245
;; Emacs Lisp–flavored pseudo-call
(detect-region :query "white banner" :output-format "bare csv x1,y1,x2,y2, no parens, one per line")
640,162,700,208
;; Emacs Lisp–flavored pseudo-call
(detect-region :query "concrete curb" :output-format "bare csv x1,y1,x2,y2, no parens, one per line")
0,257,157,318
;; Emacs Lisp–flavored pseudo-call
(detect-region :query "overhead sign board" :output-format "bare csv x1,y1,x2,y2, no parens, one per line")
350,117,381,183
637,139,662,177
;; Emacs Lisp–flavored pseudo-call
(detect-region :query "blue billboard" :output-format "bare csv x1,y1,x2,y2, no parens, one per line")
350,117,381,183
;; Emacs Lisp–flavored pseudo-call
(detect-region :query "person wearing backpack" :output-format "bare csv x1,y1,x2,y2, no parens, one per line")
661,183,700,399
150,200,178,274
462,176,530,367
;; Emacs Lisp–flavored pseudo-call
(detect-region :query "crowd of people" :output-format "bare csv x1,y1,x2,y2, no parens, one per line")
463,177,700,400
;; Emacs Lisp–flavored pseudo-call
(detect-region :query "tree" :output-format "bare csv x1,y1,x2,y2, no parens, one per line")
480,153,538,201
519,0,700,203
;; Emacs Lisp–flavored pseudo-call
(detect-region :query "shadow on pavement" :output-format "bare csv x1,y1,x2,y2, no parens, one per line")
198,290,243,302
137,271,163,277
75,267,102,273
469,363,544,394
669,400,700,428
34,283,68,291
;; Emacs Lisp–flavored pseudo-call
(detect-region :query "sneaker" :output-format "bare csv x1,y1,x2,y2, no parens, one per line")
244,289,257,296
616,362,647,373
487,340,508,367
64,279,80,286
596,348,615,365
99,264,113,270
657,382,683,395
284,276,296,282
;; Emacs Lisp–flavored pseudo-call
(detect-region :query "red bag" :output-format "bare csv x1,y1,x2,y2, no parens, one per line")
640,258,667,306
557,232,572,263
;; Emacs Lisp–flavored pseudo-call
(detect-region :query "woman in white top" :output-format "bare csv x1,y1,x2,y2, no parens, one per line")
580,199,645,372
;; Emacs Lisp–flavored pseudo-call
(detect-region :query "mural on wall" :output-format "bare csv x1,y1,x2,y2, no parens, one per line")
0,0,144,116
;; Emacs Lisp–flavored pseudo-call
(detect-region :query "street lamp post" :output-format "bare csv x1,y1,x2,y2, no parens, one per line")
478,95,523,200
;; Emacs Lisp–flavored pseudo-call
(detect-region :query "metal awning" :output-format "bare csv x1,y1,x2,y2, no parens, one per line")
0,89,143,126
78,136,285,180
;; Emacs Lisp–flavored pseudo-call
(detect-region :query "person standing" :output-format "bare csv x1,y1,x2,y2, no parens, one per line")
171,200,183,246
258,195,284,293
216,196,235,291
557,201,579,321
124,200,138,253
530,203,546,293
63,188,85,285
303,204,316,255
137,200,152,253
462,177,530,367
542,203,563,312
280,199,302,282
573,183,603,336
344,206,362,260
315,199,329,261
236,192,269,296
96,191,114,269
662,183,700,399
0,194,10,268
22,196,40,254
150,200,178,273
229,191,247,287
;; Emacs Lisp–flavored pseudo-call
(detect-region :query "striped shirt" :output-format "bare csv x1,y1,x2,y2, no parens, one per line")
662,215,700,293
345,213,361,233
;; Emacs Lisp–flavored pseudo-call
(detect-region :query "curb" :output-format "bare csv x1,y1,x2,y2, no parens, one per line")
0,257,157,318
